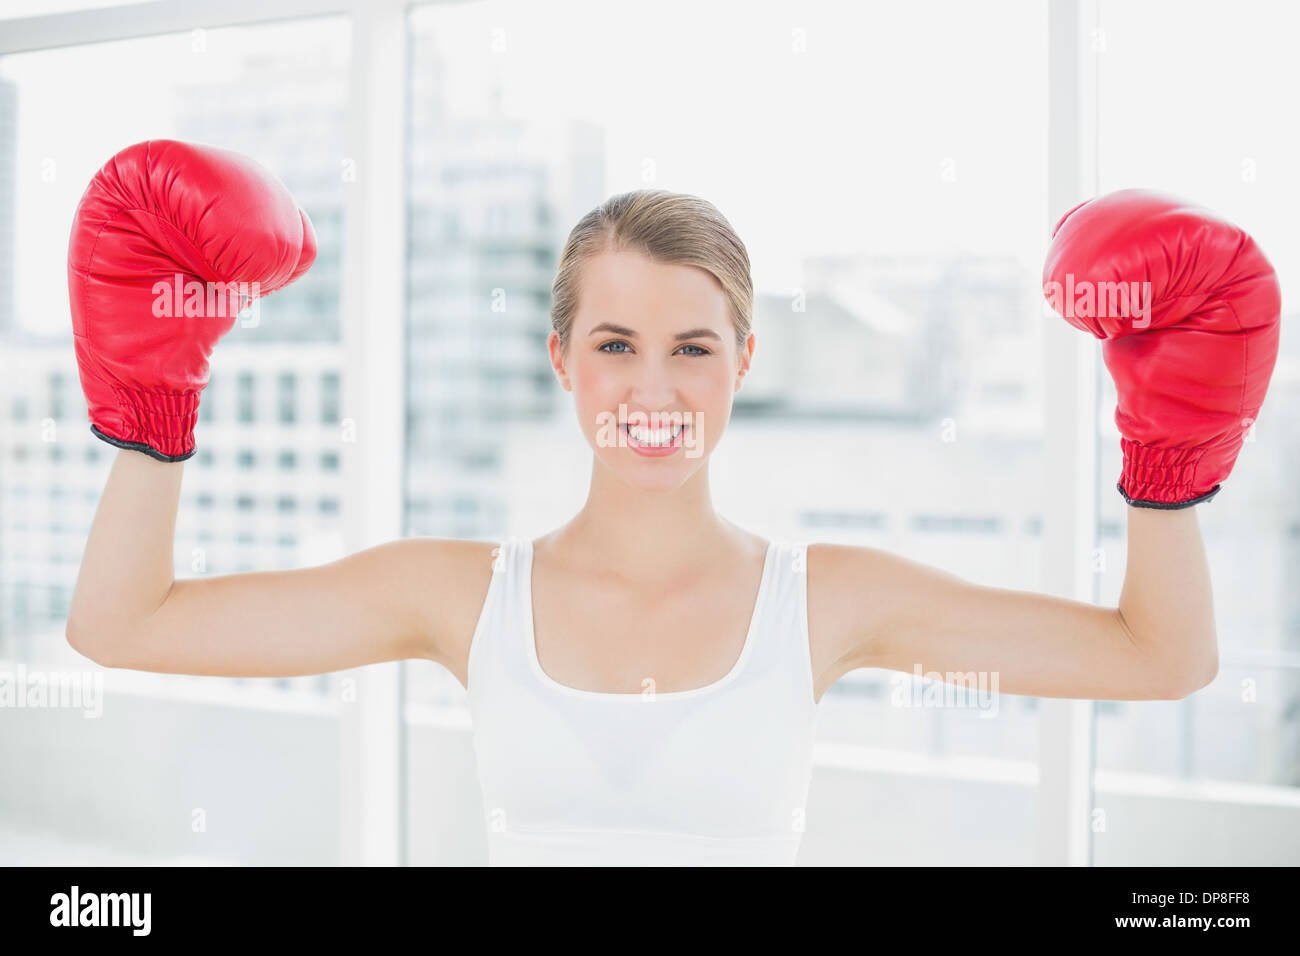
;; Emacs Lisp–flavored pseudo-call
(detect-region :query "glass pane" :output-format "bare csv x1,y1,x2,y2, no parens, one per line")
0,16,350,864
403,0,1048,865
1092,0,1300,864
0,1,149,19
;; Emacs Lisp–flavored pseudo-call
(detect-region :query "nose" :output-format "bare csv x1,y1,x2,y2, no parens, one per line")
626,355,677,408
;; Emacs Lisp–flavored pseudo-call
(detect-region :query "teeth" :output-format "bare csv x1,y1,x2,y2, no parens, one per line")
626,423,684,446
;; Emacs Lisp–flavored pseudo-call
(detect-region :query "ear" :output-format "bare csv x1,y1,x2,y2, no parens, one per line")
734,331,755,391
547,330,572,391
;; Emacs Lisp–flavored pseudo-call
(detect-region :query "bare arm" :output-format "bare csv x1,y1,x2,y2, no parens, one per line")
1115,506,1217,688
66,449,479,677
814,505,1218,701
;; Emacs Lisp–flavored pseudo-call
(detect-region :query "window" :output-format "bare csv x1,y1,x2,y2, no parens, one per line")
320,371,340,425
403,0,1051,867
48,372,64,420
238,372,256,424
1088,0,1300,864
199,380,215,423
0,29,335,880
278,371,296,424
4,0,1286,873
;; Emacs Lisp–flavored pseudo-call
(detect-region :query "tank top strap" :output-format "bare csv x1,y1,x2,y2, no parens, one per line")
498,534,531,657
466,535,532,701
737,539,815,709
491,535,518,583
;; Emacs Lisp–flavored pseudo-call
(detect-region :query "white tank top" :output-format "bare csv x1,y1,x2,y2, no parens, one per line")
466,535,820,866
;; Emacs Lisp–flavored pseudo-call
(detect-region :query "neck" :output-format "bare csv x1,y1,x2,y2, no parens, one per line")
550,458,740,586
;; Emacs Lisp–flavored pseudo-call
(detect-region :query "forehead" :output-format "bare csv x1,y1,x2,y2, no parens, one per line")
577,250,728,329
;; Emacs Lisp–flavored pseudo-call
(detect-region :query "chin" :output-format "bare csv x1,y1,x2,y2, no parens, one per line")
620,469,695,494
595,449,705,494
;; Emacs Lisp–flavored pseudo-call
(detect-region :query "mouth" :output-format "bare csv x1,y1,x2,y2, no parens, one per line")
622,421,686,451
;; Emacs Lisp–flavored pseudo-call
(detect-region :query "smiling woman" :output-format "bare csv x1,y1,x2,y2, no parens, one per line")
410,189,827,864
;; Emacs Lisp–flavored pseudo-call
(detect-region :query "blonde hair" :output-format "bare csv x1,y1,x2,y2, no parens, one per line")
550,189,753,359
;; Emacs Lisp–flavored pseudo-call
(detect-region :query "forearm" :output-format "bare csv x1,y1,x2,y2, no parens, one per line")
67,449,183,651
1116,505,1218,687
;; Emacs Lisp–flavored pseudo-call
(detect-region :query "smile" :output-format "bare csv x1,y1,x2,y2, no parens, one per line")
622,421,686,452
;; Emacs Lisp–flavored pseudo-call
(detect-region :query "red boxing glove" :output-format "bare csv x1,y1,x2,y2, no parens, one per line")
1042,189,1281,508
67,139,316,461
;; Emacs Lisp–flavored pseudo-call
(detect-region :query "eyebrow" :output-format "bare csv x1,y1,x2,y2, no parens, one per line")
587,321,723,342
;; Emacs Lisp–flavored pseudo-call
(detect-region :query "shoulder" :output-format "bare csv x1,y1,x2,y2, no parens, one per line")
804,541,969,672
380,535,499,585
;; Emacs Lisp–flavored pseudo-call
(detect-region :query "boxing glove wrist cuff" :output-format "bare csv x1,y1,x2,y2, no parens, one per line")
1118,439,1222,509
92,387,201,462
1116,480,1221,510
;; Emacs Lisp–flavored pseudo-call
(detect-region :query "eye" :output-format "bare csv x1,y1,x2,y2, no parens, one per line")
597,340,712,357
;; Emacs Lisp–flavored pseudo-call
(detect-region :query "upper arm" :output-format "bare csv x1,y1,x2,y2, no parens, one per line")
808,542,1199,701
86,536,496,679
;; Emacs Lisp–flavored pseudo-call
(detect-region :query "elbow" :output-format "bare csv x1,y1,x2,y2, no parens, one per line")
1188,654,1219,695
65,616,89,659
1160,654,1218,700
65,617,120,669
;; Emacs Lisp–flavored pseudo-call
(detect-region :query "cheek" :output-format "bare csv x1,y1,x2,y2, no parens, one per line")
570,355,617,406
689,365,735,406
568,357,616,432
677,368,733,451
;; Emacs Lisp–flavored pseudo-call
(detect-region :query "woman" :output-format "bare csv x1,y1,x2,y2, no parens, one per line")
65,141,1280,866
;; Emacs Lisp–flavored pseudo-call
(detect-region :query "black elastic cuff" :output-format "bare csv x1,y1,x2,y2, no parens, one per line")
91,424,195,463
1117,481,1221,510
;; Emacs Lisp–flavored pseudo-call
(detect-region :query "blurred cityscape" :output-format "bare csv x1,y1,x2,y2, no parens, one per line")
0,22,1297,790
